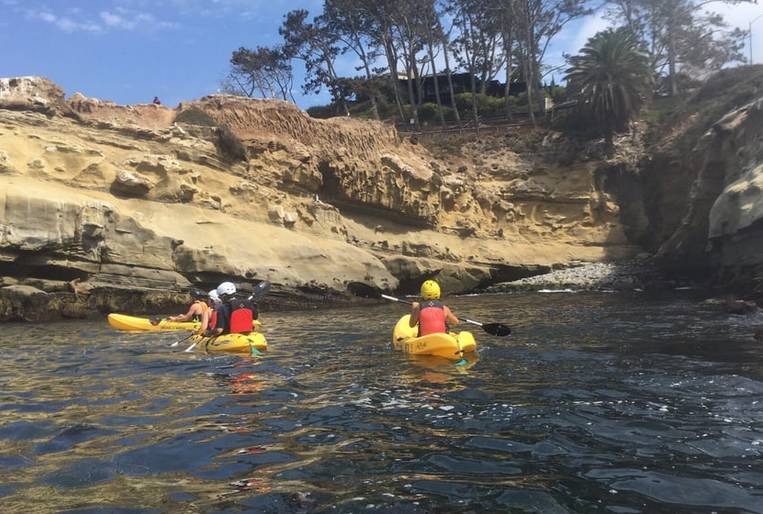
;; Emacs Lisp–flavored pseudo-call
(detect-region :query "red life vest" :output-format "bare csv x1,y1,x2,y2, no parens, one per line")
419,300,446,336
229,307,253,334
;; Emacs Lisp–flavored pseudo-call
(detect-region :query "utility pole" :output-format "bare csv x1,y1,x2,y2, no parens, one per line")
751,14,763,64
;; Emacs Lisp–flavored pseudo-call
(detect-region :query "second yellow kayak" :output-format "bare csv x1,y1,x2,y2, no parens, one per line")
392,315,476,360
188,332,267,354
108,313,261,332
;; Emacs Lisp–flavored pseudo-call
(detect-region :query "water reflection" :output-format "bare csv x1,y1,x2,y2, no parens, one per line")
0,292,762,512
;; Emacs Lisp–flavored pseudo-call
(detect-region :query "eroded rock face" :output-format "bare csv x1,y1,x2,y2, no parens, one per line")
657,95,763,284
0,77,65,113
0,76,642,320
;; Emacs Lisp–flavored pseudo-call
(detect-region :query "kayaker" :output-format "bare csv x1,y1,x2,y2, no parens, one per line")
207,282,236,336
205,282,257,335
197,290,220,335
168,288,209,323
208,289,222,309
409,280,459,336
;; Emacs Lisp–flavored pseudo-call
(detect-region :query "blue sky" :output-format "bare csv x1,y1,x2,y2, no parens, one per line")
1,0,760,109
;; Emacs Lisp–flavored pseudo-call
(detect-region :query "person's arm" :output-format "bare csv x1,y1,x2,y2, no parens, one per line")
198,308,210,334
409,302,420,327
211,304,228,336
444,306,459,325
169,304,198,322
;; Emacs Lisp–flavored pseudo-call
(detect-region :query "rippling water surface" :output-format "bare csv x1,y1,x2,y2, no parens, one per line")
1,292,763,513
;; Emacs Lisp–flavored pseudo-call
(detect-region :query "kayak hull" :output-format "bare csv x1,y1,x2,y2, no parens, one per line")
108,313,261,332
392,315,476,360
189,332,267,354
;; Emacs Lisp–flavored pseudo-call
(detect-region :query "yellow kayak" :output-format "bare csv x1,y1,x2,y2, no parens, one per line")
108,313,261,332
392,315,476,360
188,332,267,354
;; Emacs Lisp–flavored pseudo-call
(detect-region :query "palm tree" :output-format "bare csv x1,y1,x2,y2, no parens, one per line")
565,27,652,145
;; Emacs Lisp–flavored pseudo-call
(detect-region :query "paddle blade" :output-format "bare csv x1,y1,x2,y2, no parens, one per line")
347,282,382,299
455,358,469,367
483,323,512,337
252,280,271,299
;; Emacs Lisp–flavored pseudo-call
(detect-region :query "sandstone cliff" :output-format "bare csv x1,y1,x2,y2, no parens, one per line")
0,77,636,320
603,66,763,299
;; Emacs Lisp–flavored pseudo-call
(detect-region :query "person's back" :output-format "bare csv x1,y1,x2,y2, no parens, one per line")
419,299,447,335
409,280,458,336
208,282,258,336
227,295,257,334
168,289,208,323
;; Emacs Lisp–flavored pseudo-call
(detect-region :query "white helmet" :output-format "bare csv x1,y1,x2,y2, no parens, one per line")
217,281,236,296
208,289,220,303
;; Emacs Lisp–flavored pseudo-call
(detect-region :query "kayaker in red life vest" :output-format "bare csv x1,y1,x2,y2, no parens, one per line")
409,280,459,336
168,289,209,323
206,282,258,336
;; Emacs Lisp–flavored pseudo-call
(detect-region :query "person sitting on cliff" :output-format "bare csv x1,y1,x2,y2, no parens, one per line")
166,288,209,323
409,280,459,336
206,282,259,337
152,96,161,105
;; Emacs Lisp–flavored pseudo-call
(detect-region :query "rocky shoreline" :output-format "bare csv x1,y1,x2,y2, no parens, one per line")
486,259,658,293
3,69,763,322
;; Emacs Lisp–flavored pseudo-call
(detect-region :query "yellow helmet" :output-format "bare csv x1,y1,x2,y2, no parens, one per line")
420,280,441,300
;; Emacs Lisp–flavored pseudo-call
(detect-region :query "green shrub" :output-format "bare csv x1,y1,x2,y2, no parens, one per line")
306,104,340,119
415,103,458,124
454,93,512,118
548,85,567,102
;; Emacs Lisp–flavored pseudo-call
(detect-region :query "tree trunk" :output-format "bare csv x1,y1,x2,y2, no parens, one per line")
426,35,446,126
346,14,380,121
524,54,535,125
353,32,380,120
667,14,678,96
442,35,461,124
383,34,406,120
323,52,350,116
405,56,419,127
462,11,480,137
503,21,514,121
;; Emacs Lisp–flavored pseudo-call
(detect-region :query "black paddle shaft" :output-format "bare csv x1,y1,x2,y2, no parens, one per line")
347,282,511,337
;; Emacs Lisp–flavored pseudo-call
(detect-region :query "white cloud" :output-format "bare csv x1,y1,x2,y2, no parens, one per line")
100,11,132,29
25,4,177,34
99,9,178,31
28,10,103,33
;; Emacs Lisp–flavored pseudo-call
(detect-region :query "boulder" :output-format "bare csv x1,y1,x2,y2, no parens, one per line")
709,163,763,238
112,170,155,197
0,285,49,322
0,150,16,174
0,76,66,113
